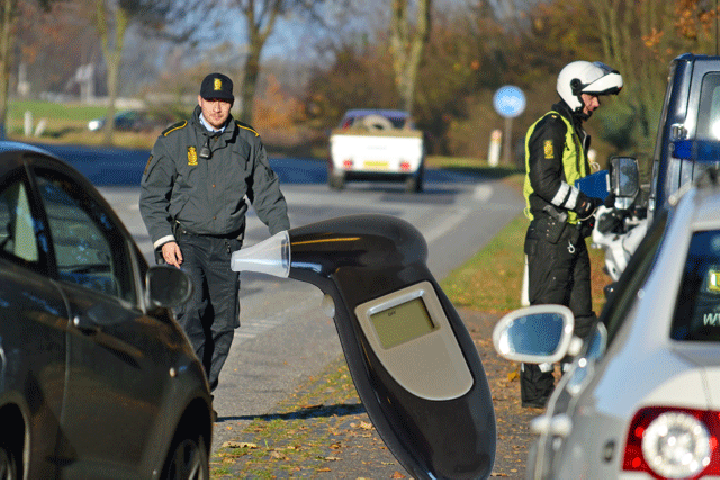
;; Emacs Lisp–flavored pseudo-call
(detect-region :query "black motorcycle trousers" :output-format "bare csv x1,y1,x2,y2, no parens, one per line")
175,231,242,392
521,222,596,405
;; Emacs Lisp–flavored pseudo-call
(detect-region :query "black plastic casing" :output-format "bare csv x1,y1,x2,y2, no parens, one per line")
287,214,496,479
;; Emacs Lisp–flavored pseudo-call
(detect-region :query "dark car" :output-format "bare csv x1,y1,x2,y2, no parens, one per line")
88,110,156,132
0,141,212,478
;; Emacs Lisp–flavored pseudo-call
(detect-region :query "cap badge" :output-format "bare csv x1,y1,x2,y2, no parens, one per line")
214,78,223,91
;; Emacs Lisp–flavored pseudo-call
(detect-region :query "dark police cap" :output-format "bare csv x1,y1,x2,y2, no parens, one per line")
200,73,234,102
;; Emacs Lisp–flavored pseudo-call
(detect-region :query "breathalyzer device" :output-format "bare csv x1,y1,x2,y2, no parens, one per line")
231,214,496,479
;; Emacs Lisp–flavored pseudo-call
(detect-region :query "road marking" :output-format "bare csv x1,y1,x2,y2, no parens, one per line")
421,185,494,243
235,293,319,342
474,185,493,202
423,207,472,243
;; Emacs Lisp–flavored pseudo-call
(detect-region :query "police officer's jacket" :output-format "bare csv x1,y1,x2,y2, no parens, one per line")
140,106,290,249
522,100,591,225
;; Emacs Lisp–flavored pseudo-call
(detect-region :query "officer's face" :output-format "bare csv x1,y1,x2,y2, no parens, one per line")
199,96,233,129
582,94,600,116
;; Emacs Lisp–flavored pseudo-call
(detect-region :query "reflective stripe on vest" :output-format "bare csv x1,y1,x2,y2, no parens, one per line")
523,111,587,223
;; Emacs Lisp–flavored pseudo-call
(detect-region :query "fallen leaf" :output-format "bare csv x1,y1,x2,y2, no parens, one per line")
316,467,332,472
222,441,258,449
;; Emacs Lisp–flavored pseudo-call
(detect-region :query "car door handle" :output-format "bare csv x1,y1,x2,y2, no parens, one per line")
73,314,99,334
530,414,572,437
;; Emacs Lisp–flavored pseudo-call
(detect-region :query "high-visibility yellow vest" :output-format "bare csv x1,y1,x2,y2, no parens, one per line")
523,111,587,224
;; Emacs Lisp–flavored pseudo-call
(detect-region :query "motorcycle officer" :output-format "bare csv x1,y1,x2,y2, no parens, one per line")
521,60,623,408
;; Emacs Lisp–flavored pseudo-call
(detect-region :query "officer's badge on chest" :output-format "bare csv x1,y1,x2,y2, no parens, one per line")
188,146,198,166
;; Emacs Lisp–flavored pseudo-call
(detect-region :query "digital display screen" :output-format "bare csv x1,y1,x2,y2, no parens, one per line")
370,297,436,349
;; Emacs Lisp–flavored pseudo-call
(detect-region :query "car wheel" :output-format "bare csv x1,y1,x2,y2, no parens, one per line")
161,435,209,480
0,443,18,480
405,173,423,193
328,173,345,190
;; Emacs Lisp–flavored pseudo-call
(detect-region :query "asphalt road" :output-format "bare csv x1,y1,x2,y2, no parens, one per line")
50,144,525,458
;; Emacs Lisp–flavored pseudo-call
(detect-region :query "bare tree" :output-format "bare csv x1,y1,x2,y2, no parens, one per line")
0,0,51,138
585,0,718,150
93,0,199,144
95,0,130,144
226,0,351,125
235,1,282,125
389,0,432,115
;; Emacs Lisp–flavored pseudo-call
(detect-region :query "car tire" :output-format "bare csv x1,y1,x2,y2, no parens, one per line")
328,173,345,190
0,443,18,480
161,434,209,480
405,172,423,193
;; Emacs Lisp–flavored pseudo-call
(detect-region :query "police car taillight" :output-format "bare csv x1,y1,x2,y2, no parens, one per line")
623,406,720,478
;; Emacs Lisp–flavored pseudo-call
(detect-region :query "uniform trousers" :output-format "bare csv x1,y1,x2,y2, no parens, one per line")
521,221,596,406
175,230,242,392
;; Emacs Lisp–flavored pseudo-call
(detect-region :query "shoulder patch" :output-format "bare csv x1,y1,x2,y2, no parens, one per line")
143,155,153,176
543,140,554,159
162,121,188,136
236,121,259,137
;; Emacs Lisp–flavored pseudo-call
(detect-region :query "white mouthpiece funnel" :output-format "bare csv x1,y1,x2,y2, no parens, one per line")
231,230,290,278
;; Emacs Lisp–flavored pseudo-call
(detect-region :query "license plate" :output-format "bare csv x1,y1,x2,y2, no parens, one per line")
363,160,389,170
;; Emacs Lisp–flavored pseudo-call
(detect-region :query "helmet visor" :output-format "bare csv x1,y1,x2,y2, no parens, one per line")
582,62,623,96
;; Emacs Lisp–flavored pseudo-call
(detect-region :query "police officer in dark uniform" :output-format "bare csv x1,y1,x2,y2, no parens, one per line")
139,73,290,408
521,61,622,408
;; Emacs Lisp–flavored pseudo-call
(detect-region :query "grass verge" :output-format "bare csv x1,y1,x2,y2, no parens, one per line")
210,360,395,478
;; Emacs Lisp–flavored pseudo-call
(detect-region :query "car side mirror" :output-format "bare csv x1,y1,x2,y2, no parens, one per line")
610,156,640,206
145,265,192,309
493,304,575,363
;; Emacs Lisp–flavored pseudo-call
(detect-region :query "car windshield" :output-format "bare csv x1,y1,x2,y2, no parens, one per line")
671,229,720,341
340,112,408,129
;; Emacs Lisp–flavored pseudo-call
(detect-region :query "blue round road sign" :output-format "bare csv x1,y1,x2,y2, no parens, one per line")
494,86,525,118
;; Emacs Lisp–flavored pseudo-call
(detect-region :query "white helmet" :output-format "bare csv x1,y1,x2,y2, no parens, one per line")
557,61,623,113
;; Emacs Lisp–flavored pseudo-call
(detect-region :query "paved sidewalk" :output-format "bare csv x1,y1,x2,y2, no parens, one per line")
209,309,538,479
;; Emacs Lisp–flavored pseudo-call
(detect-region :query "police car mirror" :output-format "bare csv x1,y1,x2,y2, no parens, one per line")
493,304,575,363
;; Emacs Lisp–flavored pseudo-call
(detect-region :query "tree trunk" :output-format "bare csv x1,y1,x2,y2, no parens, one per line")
239,40,261,125
0,0,16,139
236,1,280,126
389,0,431,115
97,0,128,145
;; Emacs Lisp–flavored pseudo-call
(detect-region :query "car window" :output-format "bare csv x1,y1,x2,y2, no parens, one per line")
681,72,720,187
671,230,720,341
34,171,136,303
0,175,40,263
601,211,668,349
696,72,720,141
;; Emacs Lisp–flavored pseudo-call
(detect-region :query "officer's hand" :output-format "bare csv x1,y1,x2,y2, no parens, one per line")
161,241,183,268
574,196,602,220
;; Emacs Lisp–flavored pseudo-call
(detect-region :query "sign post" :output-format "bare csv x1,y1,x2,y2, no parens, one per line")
493,86,525,166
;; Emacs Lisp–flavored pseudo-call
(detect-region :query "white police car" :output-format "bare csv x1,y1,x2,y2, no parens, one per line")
494,168,720,478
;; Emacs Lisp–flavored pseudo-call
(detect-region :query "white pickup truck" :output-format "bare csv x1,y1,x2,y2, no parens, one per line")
327,109,425,193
